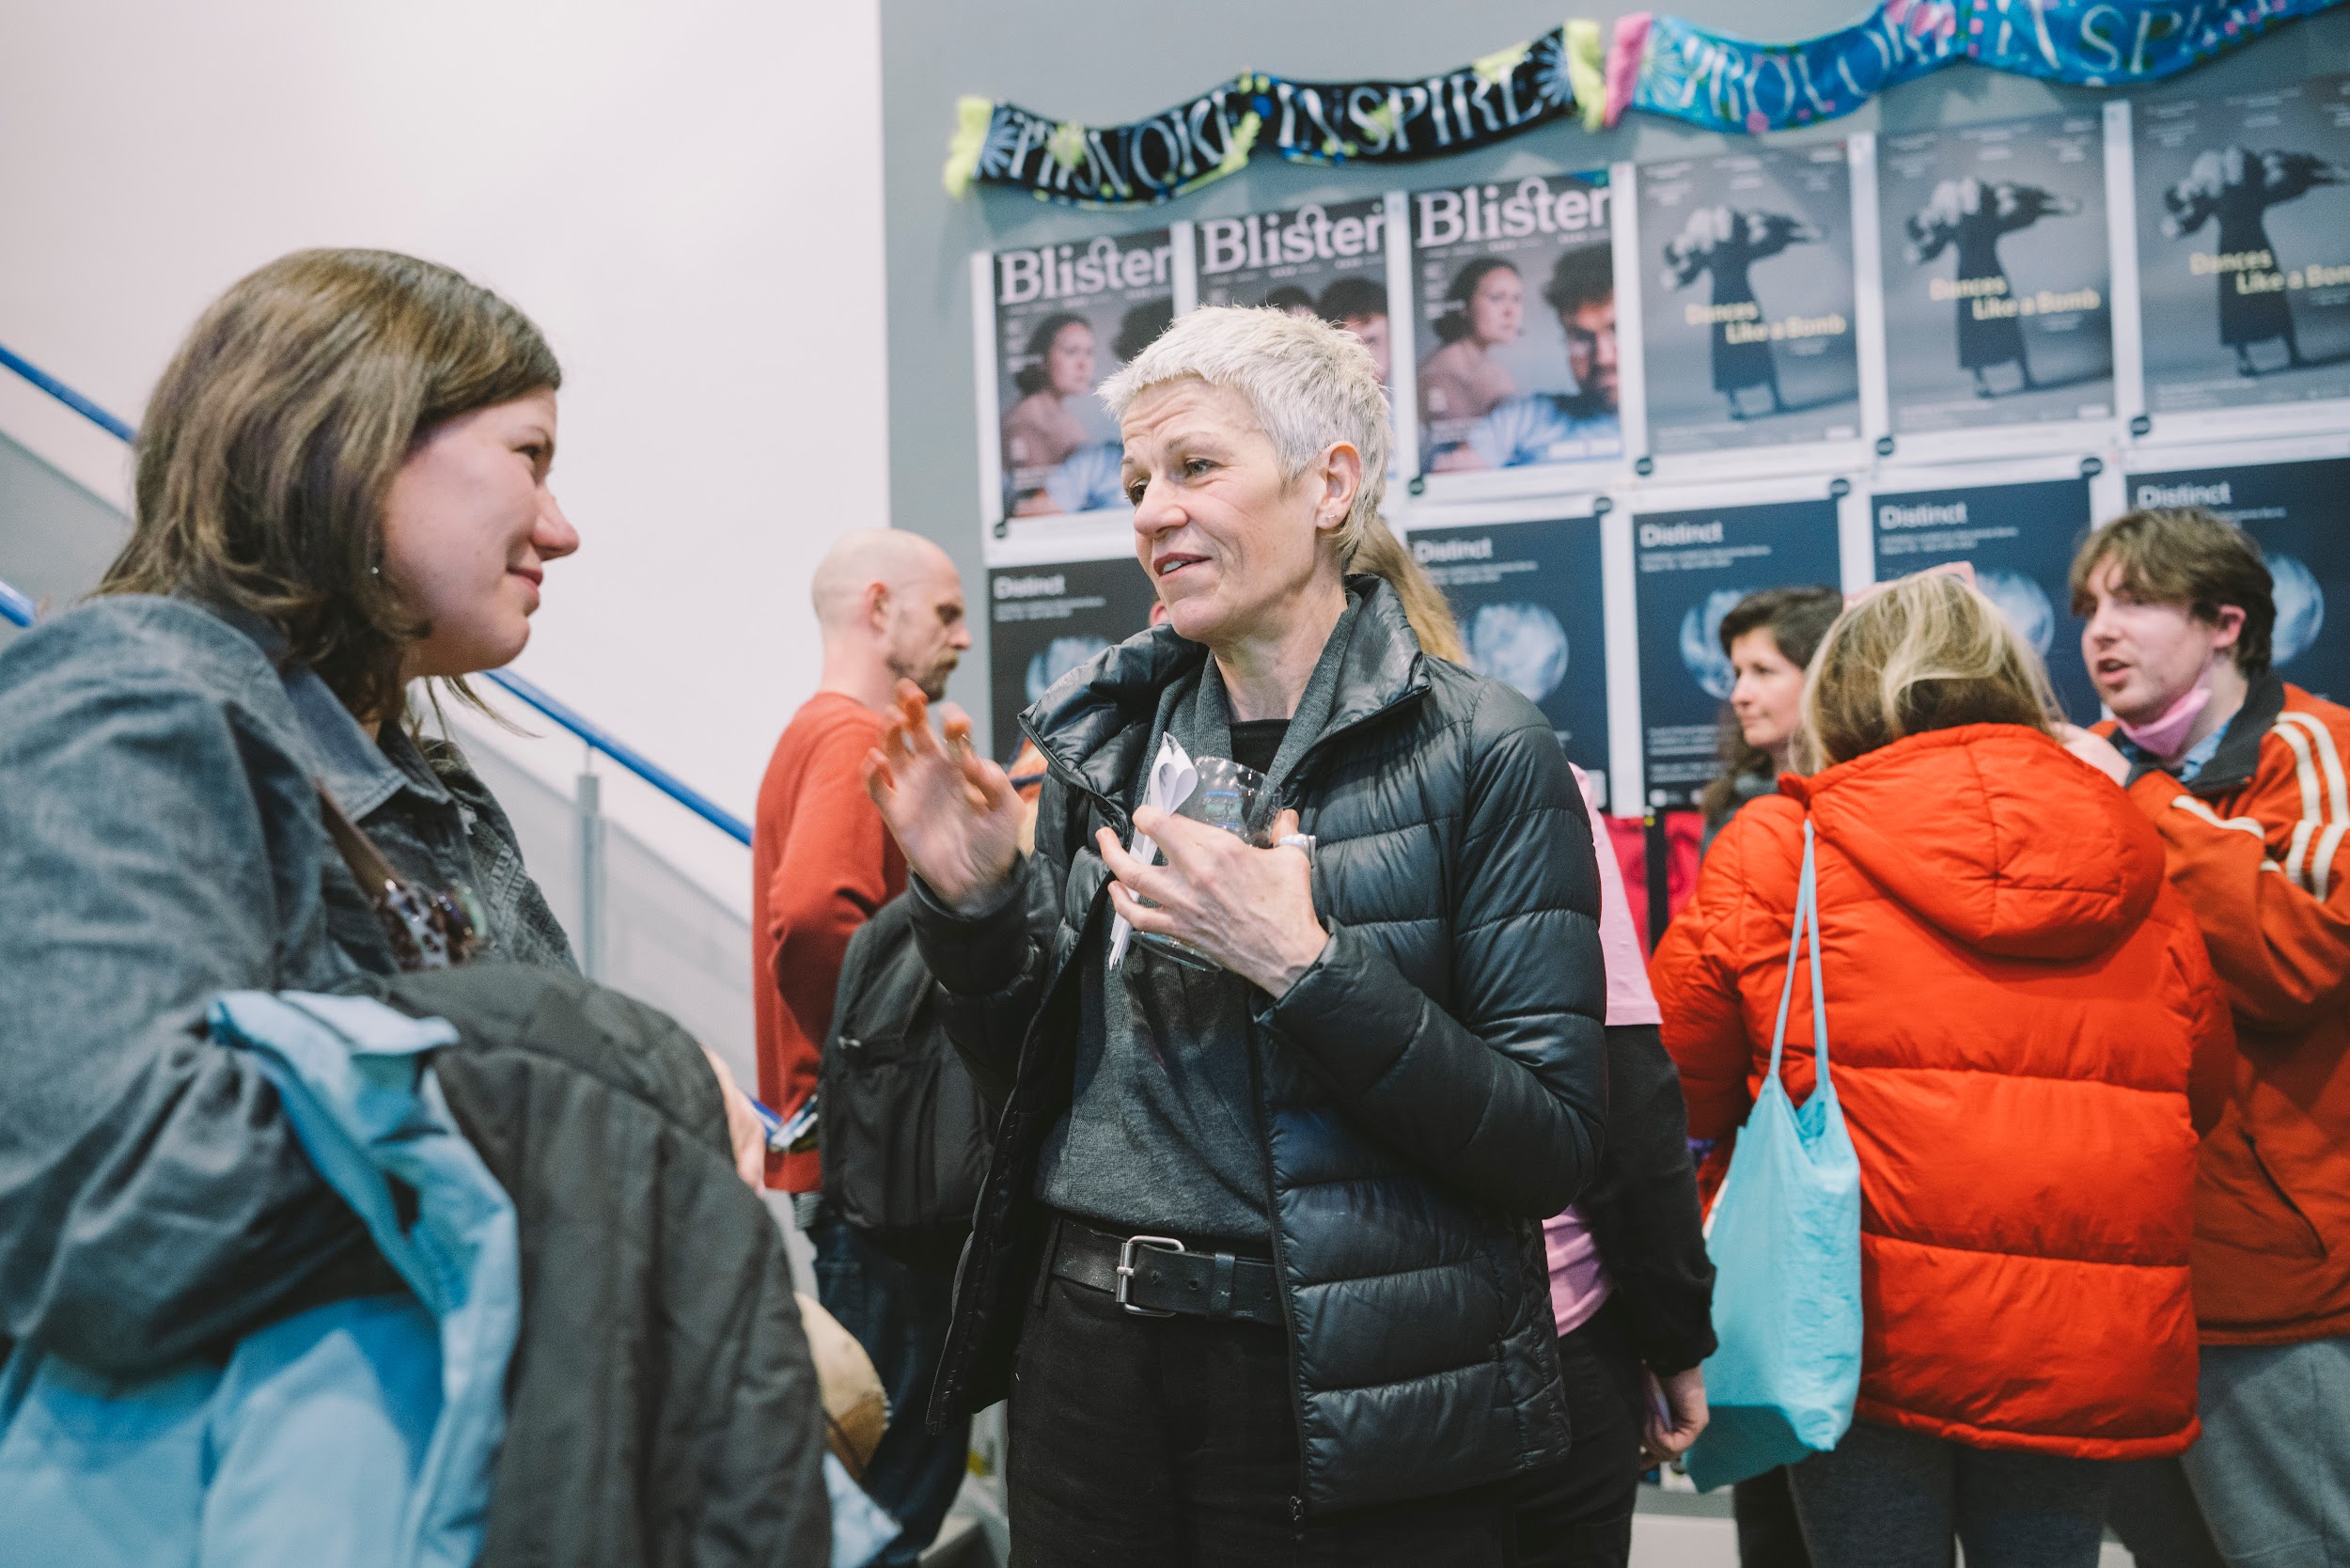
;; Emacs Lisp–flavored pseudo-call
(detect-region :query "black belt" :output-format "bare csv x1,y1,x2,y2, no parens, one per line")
1049,1217,1283,1327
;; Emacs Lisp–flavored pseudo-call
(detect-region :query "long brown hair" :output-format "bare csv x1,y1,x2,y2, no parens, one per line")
102,248,560,723
1805,572,2057,769
1698,585,1842,828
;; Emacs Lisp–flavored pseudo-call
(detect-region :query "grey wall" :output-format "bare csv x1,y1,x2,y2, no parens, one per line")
0,429,129,648
880,0,2350,755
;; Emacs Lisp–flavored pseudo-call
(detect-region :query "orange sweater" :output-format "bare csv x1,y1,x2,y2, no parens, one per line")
752,693,906,1191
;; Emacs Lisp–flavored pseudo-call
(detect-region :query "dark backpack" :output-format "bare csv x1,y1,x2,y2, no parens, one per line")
818,895,990,1233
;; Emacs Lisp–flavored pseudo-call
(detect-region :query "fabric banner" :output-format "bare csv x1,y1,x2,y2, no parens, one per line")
1608,0,2342,134
946,4,2344,208
945,24,1597,210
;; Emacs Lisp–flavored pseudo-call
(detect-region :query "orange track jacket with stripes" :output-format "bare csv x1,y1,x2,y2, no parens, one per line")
2107,677,2350,1345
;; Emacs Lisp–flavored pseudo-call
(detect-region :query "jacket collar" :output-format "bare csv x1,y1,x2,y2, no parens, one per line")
196,594,448,821
1022,573,1429,807
2143,671,2285,800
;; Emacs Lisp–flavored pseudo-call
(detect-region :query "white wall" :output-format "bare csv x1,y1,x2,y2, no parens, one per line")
0,0,890,907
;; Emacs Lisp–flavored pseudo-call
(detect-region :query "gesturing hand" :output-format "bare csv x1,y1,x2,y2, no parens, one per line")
1098,807,1328,996
863,681,1024,915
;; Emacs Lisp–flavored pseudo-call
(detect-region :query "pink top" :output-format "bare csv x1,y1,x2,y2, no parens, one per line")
1543,767,1664,1336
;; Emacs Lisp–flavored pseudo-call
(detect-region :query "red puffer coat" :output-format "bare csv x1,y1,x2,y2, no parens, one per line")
1653,724,2233,1459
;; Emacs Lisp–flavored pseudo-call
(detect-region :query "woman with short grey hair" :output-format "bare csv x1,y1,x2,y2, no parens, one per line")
866,306,1610,1561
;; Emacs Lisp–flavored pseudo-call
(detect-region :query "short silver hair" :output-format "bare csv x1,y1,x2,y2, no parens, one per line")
1098,306,1388,563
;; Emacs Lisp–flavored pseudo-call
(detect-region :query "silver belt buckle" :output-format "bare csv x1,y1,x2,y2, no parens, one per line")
1115,1234,1186,1317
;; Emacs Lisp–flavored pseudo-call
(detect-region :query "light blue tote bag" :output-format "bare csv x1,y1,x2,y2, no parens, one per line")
1683,819,1863,1494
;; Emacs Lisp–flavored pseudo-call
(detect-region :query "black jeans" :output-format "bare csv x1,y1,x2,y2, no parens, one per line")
1733,1467,1813,1568
1006,1238,1517,1565
1511,1301,1648,1567
809,1208,972,1567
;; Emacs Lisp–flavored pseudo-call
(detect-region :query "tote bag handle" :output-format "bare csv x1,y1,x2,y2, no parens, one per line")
1764,820,1829,1097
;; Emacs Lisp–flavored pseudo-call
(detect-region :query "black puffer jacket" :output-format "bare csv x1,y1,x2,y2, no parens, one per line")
914,577,1608,1513
385,964,833,1568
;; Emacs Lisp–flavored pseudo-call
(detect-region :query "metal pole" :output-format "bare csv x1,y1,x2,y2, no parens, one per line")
576,748,605,980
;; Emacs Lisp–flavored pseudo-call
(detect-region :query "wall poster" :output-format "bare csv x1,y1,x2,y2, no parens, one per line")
1869,475,2102,723
1633,495,1845,807
2123,454,2350,705
989,228,1176,522
2133,74,2350,417
1637,144,1862,456
1875,113,2116,437
1407,513,1613,803
986,557,1159,763
1195,196,1394,387
1406,171,1623,479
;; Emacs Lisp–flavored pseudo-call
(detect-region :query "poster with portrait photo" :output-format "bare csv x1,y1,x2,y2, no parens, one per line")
1876,113,2115,437
990,228,1178,523
1407,515,1611,802
2123,456,2350,704
1406,171,1622,478
2133,74,2350,417
988,557,1160,765
1196,196,1395,386
1638,144,1861,456
1869,477,2100,723
1634,496,1843,807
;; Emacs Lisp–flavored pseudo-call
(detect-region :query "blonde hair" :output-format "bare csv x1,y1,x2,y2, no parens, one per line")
1347,517,1465,662
1098,305,1388,563
1803,572,2057,769
102,248,560,724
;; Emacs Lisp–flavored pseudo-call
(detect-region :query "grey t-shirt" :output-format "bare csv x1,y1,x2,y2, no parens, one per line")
1036,598,1361,1243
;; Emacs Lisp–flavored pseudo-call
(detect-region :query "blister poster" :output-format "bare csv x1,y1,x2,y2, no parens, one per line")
1196,196,1394,387
1407,171,1622,476
991,228,1176,520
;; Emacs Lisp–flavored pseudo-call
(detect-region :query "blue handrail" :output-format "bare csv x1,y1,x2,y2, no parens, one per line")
0,342,752,845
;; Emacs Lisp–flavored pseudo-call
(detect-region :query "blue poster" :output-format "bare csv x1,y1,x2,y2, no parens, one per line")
987,557,1159,763
2124,457,2350,704
1635,496,1844,807
1409,515,1613,804
1870,477,2100,723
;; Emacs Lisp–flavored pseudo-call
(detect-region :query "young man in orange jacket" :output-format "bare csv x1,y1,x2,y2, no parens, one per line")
2064,507,2350,1566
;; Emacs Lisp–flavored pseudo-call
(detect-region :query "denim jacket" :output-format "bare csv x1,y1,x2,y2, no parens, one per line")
0,593,573,1377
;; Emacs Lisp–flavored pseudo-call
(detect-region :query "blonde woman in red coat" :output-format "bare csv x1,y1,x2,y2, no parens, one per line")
1652,572,2233,1567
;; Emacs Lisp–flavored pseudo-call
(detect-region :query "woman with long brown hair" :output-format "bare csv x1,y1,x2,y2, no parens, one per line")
0,249,816,1562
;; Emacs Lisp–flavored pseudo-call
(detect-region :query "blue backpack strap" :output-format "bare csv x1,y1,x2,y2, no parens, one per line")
1766,819,1827,1092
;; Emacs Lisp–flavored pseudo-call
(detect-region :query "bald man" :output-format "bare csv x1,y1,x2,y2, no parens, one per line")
754,530,974,1562
754,529,971,1191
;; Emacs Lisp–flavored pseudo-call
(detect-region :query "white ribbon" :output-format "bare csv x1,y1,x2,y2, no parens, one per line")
1108,733,1197,968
